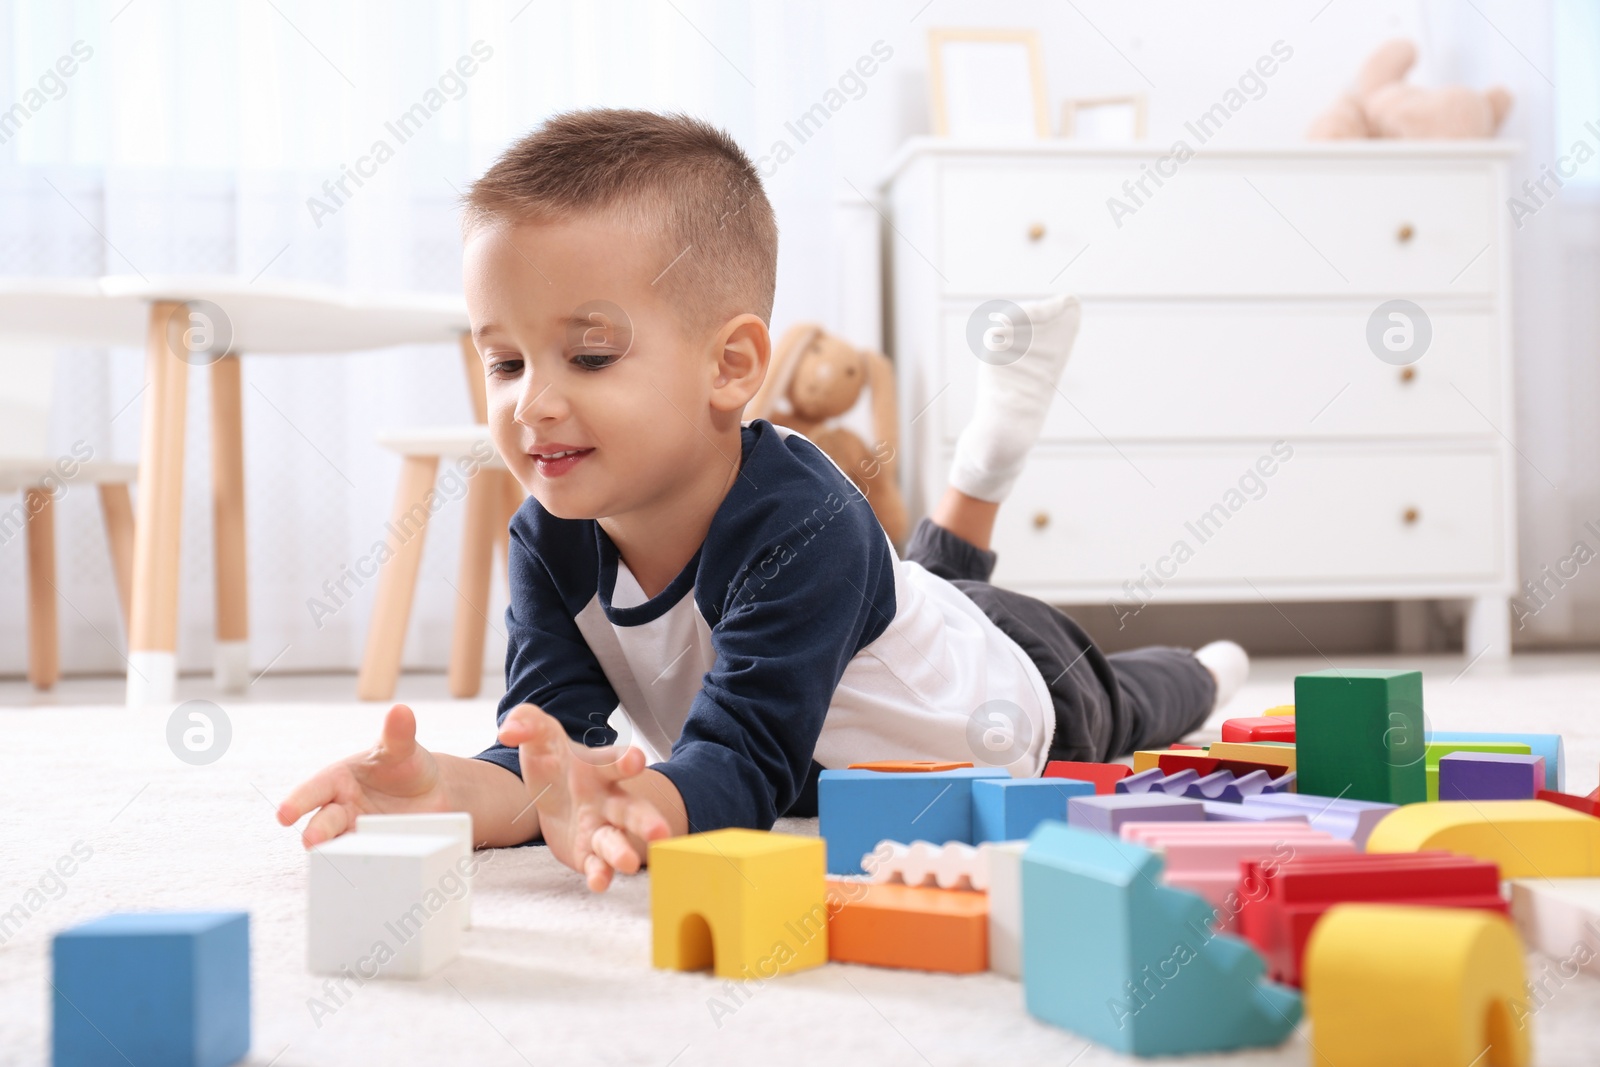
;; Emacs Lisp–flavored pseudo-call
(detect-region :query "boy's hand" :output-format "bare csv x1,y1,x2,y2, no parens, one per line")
276,704,451,847
498,703,672,892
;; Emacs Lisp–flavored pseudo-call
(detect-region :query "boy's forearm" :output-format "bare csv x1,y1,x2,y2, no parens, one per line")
436,753,543,848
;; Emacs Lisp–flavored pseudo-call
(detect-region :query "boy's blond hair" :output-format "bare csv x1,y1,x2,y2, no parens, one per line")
464,108,778,337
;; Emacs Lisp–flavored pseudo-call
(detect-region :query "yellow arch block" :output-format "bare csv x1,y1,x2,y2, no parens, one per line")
1366,800,1600,877
650,829,828,980
1304,904,1529,1067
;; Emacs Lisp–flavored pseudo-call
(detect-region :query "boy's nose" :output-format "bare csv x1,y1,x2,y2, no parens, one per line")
514,377,566,425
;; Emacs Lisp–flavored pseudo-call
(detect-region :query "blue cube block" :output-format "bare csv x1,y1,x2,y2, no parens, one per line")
53,912,250,1067
973,777,1093,844
818,767,1008,874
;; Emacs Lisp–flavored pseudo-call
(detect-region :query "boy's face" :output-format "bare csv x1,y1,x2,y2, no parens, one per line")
462,213,736,522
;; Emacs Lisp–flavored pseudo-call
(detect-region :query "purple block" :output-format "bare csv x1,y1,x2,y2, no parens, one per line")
1185,769,1299,803
1201,800,1311,824
1067,793,1205,833
1241,793,1396,849
1115,768,1167,794
1438,752,1545,801
1119,769,1199,796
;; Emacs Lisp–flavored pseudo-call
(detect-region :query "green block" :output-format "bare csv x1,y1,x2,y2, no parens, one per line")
1294,669,1426,804
1423,741,1531,801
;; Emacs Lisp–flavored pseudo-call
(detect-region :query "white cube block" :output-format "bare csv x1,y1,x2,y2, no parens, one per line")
1510,878,1600,976
309,833,463,978
986,840,1028,979
356,812,474,928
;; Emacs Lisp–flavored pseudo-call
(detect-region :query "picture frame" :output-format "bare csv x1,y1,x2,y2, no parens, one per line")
1060,94,1148,142
927,28,1050,139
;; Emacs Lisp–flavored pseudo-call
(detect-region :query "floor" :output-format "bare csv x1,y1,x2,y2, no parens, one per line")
2,654,1597,1065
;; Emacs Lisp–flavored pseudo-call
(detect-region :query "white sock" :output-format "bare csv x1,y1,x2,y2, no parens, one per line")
949,292,1081,503
1195,640,1249,712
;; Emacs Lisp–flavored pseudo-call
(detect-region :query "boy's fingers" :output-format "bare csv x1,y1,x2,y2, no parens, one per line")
301,803,353,849
277,768,342,827
578,746,646,781
602,793,670,844
592,824,642,875
375,703,418,756
583,853,614,893
498,703,555,747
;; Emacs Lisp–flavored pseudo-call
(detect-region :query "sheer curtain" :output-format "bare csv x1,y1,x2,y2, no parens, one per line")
0,0,899,678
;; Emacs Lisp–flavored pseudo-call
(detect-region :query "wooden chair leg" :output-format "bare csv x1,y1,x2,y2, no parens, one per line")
25,487,59,690
97,483,135,633
210,354,250,691
357,455,440,702
495,470,522,577
448,465,500,699
127,301,189,706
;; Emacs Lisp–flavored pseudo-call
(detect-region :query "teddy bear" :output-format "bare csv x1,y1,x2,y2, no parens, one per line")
1308,38,1512,140
749,323,909,546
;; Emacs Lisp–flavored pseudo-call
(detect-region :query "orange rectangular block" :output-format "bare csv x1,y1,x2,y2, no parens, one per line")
825,880,987,973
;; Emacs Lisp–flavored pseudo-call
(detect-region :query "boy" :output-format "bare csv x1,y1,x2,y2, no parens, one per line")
277,109,1246,892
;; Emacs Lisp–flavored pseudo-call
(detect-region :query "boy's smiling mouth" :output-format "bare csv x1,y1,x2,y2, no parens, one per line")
529,443,594,477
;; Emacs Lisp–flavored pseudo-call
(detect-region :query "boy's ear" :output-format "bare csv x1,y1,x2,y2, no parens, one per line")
709,313,771,414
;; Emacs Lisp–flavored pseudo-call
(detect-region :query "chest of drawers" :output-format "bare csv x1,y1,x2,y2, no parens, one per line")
880,138,1518,656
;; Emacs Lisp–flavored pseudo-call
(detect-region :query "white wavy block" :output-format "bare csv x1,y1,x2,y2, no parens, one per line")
861,839,991,891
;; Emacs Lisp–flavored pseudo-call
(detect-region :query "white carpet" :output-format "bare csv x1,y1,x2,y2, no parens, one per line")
4,654,1600,1066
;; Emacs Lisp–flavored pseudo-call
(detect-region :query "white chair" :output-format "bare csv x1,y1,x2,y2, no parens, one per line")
1,342,138,689
356,425,522,702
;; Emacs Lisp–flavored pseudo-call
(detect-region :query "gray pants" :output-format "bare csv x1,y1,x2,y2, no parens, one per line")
904,518,1215,763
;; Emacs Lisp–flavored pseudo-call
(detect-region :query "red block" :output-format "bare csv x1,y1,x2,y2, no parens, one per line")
1221,716,1296,744
1158,752,1293,780
1235,851,1506,987
1538,788,1600,817
1042,761,1131,795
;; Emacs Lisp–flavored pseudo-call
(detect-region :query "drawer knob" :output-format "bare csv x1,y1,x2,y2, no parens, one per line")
1399,366,1416,384
1402,507,1420,525
1032,510,1051,530
1397,223,1415,243
1027,222,1047,242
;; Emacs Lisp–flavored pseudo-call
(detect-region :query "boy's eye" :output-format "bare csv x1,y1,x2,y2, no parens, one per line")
487,358,523,378
572,352,620,372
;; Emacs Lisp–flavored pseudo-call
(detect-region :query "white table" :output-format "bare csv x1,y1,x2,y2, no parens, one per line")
0,276,478,704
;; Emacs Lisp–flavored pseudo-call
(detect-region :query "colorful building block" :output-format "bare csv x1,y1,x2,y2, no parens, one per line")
1366,799,1600,876
1020,822,1301,1055
1158,751,1294,780
818,767,1007,874
1263,704,1295,716
1222,716,1296,743
53,912,250,1067
1424,741,1532,800
863,840,990,890
1202,801,1311,824
1509,877,1600,977
1240,793,1396,849
1185,769,1297,803
308,832,462,978
1043,760,1131,794
824,880,987,973
1207,741,1296,772
1132,744,1203,771
1116,768,1199,796
1537,788,1600,817
1236,851,1506,986
1428,729,1564,791
1067,792,1204,833
650,830,827,979
1302,905,1530,1067
972,776,1093,844
1438,752,1545,801
986,840,1027,979
355,811,474,929
1295,668,1425,804
1120,823,1354,930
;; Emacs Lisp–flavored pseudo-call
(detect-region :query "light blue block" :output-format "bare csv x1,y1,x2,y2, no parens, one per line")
1020,822,1301,1056
973,777,1093,844
53,912,250,1067
818,767,1008,874
1427,730,1564,791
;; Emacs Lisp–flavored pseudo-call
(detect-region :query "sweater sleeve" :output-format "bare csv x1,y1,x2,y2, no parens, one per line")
652,493,892,832
472,519,621,780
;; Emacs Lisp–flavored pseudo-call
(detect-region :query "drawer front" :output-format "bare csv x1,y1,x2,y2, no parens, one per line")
934,304,1501,443
938,162,1496,297
980,445,1503,589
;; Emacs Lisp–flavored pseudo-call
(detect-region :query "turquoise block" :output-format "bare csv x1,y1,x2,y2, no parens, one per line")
1427,730,1565,791
1021,821,1301,1056
53,912,250,1067
972,777,1093,844
818,767,1008,874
